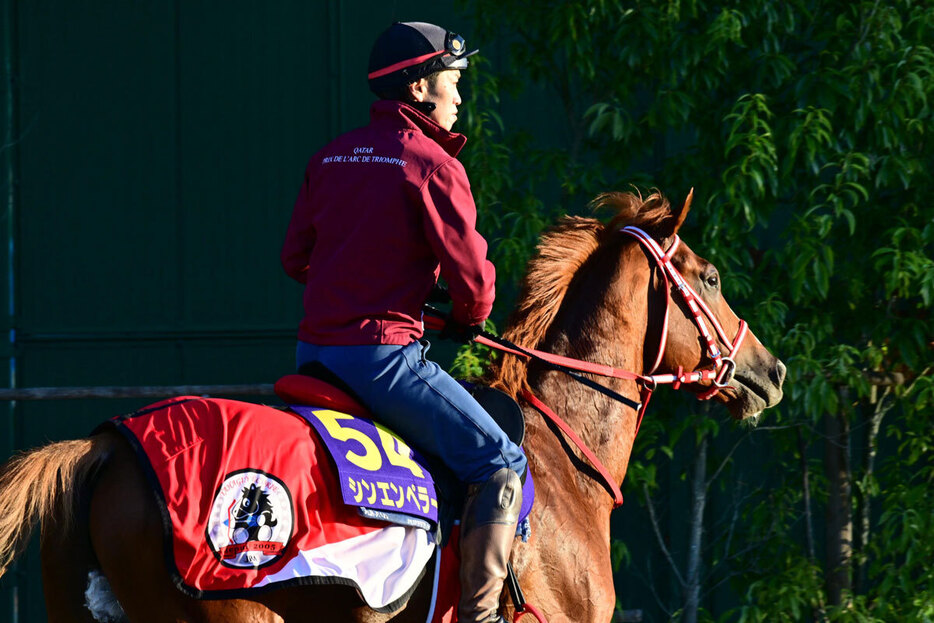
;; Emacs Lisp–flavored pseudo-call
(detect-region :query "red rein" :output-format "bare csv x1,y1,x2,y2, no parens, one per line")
426,225,749,510
425,226,751,623
514,603,548,622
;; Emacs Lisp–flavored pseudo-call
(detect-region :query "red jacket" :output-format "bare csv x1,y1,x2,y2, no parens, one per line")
282,100,496,346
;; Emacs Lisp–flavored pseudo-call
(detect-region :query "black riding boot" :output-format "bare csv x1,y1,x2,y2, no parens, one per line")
458,467,522,623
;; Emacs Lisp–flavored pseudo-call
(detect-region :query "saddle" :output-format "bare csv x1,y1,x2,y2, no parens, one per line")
283,368,526,446
276,373,528,543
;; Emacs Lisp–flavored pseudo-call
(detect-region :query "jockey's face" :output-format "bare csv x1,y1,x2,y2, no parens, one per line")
410,70,462,131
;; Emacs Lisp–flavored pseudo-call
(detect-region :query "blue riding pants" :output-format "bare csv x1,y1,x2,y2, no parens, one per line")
296,340,527,485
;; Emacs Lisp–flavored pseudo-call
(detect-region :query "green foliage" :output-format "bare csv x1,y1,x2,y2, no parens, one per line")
448,318,499,381
611,539,632,572
459,0,934,619
735,557,825,623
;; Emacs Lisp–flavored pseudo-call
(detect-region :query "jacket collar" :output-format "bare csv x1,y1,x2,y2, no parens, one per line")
370,99,467,157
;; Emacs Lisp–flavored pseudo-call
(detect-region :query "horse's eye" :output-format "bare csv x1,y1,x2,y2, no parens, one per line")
706,274,719,289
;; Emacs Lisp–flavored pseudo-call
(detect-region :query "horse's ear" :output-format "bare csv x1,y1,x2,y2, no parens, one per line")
672,188,693,234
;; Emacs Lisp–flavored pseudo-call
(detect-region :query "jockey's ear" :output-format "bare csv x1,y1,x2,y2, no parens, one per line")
672,188,693,235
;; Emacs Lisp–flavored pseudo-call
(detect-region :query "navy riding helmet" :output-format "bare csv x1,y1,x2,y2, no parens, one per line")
367,21,478,96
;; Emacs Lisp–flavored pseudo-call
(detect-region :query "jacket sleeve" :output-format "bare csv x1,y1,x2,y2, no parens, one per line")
281,166,317,285
419,158,496,326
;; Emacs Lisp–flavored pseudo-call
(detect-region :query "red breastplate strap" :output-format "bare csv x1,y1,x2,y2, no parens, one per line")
520,389,624,507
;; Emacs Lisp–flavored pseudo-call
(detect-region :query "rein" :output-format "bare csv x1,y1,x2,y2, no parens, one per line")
426,225,750,510
424,225,751,623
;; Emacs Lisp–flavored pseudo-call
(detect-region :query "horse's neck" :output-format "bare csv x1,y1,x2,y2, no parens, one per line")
507,242,652,621
514,280,647,623
525,351,642,506
516,325,644,622
526,280,648,495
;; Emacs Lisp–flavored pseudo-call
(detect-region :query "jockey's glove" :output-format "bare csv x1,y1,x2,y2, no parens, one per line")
439,318,483,344
427,282,452,304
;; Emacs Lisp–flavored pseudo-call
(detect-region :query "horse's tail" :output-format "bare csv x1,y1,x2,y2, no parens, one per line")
0,436,111,578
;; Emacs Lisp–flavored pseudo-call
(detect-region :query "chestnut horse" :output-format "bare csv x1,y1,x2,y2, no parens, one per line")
0,191,784,622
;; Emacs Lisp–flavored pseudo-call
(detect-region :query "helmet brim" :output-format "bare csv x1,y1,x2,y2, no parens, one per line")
443,48,478,71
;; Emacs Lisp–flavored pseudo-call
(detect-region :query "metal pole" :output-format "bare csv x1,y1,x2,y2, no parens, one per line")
2,0,18,419
2,0,19,618
0,383,276,401
327,0,342,138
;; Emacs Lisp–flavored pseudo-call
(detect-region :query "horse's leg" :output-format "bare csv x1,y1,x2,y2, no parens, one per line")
40,465,98,623
512,524,617,623
87,431,191,622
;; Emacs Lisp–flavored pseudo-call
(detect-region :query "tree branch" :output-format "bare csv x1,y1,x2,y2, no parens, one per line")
855,385,893,592
798,425,829,622
641,482,686,588
684,433,708,623
797,425,817,563
705,430,751,490
824,407,853,607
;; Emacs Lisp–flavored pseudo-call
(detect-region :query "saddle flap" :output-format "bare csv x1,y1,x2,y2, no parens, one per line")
469,386,525,447
274,374,370,418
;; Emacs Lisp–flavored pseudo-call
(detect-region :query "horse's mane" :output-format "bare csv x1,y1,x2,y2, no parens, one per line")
487,191,675,398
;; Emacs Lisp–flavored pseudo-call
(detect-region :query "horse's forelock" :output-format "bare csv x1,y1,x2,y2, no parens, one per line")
598,191,677,238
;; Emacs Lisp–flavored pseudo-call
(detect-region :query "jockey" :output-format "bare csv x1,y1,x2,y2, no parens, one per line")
281,21,527,623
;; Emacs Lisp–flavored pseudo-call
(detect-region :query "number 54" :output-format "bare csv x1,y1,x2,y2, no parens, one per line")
311,410,425,478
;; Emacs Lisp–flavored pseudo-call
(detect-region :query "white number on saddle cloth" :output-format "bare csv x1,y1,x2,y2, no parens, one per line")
291,406,439,525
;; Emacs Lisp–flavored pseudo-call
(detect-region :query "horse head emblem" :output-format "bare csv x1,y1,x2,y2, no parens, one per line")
231,483,279,544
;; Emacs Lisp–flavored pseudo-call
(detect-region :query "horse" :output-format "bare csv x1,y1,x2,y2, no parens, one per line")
0,190,785,622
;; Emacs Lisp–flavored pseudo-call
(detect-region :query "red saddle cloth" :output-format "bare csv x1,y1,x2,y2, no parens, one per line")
109,394,439,612
272,374,463,622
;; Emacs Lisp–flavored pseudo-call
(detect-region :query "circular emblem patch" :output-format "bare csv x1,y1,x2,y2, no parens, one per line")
206,469,294,568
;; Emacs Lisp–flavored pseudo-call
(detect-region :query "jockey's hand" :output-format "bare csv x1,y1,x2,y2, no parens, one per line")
427,282,451,304
439,318,482,344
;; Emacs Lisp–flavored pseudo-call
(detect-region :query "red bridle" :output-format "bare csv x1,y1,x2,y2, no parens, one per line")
448,225,750,509
622,225,749,398
425,224,750,509
429,226,752,622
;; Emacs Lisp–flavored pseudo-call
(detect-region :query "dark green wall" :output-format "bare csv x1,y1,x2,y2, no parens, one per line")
0,2,472,620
